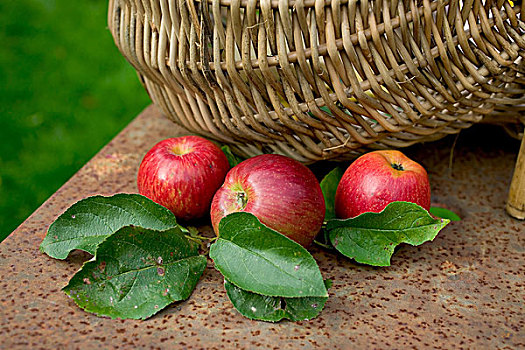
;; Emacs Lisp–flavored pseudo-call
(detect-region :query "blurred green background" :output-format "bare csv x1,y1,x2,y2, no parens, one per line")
1,1,150,241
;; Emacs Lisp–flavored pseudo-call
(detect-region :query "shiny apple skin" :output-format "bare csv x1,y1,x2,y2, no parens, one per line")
335,150,431,219
137,136,230,220
210,154,326,247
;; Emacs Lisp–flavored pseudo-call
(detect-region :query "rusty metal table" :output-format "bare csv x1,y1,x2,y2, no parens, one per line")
1,105,524,349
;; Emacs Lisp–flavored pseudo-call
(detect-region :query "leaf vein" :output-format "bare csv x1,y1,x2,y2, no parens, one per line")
219,239,313,286
102,255,200,280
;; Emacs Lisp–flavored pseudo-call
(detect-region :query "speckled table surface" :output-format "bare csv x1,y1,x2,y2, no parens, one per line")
1,105,524,349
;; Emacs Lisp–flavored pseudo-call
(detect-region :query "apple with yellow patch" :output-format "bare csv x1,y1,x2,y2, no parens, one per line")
335,150,431,218
210,154,325,247
137,136,230,221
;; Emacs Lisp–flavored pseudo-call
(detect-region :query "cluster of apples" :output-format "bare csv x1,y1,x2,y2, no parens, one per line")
137,136,431,247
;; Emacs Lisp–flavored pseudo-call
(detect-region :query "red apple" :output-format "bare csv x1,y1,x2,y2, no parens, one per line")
210,154,325,247
335,150,431,219
137,136,230,220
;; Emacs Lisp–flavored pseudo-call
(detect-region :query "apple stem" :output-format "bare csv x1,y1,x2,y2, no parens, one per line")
236,191,248,209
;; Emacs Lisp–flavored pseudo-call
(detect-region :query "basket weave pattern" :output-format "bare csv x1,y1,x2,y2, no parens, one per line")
108,0,525,162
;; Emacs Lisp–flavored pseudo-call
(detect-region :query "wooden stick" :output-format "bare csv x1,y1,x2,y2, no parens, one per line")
506,133,525,220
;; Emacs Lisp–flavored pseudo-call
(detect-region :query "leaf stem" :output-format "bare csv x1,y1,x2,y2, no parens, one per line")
185,235,202,245
184,234,217,244
313,240,333,250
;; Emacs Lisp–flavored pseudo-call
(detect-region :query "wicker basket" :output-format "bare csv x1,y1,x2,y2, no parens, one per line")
108,0,525,217
108,0,524,161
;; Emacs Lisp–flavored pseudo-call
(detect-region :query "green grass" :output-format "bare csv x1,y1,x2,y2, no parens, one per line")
0,0,150,241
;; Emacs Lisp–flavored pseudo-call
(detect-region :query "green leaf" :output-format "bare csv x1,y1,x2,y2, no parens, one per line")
209,213,328,298
40,194,178,259
430,206,461,221
327,202,449,266
221,145,244,168
63,225,207,320
320,106,334,116
224,279,331,322
320,167,344,220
